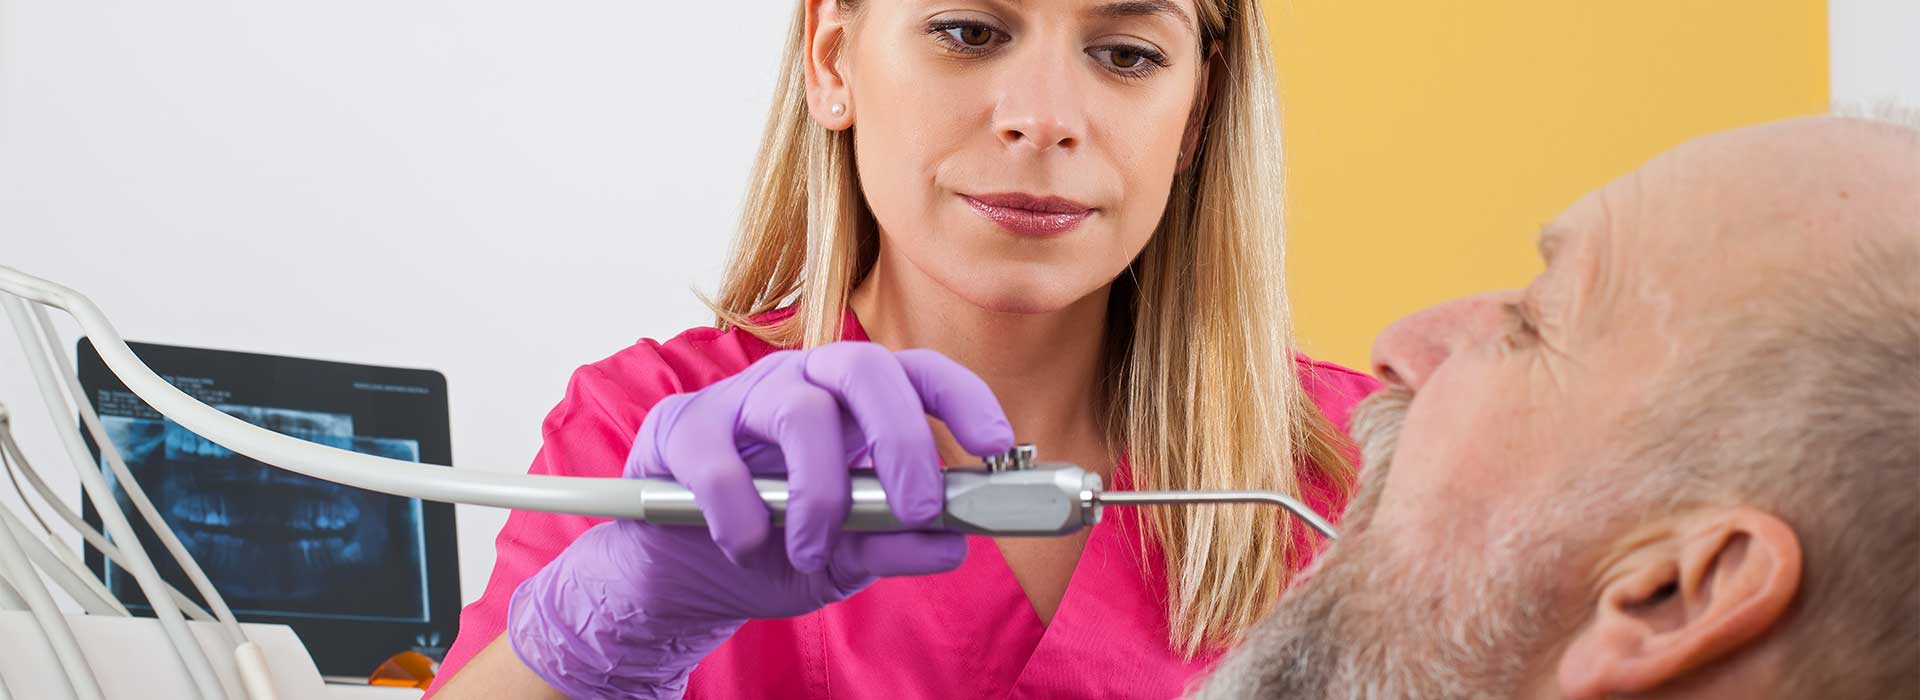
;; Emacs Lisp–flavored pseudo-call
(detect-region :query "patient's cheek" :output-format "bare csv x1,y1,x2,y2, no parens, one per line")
1373,430,1526,550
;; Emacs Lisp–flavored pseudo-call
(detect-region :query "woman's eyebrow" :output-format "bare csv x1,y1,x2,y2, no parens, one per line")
1090,0,1195,34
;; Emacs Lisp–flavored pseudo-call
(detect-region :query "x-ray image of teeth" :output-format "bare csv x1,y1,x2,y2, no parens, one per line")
99,405,429,622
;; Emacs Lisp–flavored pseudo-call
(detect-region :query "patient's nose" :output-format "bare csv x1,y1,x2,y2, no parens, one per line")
1371,291,1521,391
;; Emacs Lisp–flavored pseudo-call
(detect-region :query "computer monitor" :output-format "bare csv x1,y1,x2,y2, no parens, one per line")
77,339,459,680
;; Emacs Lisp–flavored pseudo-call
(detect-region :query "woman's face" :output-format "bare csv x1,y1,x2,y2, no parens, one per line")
816,0,1210,314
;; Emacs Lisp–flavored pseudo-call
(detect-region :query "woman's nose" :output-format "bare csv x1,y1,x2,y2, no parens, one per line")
997,111,1081,151
993,55,1085,152
1371,290,1522,391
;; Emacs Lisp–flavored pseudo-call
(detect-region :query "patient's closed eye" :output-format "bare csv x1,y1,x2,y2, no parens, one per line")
1501,301,1540,348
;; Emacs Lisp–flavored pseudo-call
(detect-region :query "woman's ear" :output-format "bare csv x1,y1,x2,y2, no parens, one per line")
1177,46,1223,174
1556,508,1803,698
804,0,856,131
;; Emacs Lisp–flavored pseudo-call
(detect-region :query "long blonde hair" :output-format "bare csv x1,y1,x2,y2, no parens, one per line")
712,0,1354,656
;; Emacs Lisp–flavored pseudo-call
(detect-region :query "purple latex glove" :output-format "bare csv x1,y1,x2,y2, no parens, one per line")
508,343,1014,699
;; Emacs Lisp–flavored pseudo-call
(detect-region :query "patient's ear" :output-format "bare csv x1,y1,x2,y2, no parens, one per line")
1557,508,1802,698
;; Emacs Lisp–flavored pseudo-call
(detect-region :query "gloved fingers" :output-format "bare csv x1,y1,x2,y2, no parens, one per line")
625,393,691,479
893,348,1015,458
801,343,944,527
658,422,772,565
736,371,849,572
826,531,968,592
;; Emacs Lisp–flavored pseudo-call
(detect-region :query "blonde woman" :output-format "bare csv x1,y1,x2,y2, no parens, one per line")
429,1,1376,697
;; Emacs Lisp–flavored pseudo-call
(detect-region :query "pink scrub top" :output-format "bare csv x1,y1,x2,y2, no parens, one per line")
426,307,1379,699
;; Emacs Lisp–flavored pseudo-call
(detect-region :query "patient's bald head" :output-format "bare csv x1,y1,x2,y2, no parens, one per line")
1199,115,1919,699
1616,114,1918,697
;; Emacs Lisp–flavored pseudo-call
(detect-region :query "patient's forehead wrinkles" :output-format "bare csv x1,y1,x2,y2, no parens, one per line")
1567,172,1645,342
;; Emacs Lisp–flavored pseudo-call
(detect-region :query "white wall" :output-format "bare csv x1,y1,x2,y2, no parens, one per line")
0,1,789,605
1,1,1913,615
1830,0,1920,109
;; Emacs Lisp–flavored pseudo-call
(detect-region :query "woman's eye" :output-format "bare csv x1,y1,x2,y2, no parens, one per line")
928,22,1005,53
952,25,995,47
1088,45,1169,77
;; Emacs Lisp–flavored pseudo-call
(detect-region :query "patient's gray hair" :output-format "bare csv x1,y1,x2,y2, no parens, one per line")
1624,113,1919,695
1834,99,1920,131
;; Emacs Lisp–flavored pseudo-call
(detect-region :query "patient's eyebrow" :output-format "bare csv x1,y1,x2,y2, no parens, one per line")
1537,224,1567,265
1091,0,1195,34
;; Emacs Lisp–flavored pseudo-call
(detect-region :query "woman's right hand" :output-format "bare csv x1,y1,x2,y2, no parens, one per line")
506,342,1014,700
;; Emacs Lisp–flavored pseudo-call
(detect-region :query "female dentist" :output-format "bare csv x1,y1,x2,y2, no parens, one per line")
429,1,1377,697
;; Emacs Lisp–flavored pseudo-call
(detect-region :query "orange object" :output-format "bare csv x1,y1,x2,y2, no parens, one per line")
368,650,437,689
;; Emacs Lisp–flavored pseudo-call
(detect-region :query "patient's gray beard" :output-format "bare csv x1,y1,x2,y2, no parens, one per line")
1196,388,1567,700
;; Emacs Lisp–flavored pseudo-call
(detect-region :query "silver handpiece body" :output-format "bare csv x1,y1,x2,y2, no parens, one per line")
635,462,1105,536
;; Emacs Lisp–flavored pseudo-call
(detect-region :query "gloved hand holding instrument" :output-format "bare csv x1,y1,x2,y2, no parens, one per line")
505,341,1339,699
507,343,1017,699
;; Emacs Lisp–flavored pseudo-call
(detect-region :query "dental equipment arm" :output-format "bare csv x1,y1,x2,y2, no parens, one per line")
0,265,1340,539
25,303,247,643
0,416,212,622
0,476,99,699
0,506,125,618
3,265,1338,544
3,294,234,700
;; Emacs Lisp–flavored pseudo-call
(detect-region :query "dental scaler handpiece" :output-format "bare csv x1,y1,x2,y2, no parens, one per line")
629,444,1339,540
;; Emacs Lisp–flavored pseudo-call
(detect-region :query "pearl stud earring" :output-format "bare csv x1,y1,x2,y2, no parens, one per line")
830,103,845,116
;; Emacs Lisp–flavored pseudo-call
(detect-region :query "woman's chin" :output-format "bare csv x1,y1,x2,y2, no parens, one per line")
901,247,1120,316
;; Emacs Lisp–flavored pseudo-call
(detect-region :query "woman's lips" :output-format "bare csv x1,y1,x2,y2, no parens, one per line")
962,193,1094,237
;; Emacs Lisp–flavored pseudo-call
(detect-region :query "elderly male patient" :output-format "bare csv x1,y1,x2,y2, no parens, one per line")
1199,113,1920,699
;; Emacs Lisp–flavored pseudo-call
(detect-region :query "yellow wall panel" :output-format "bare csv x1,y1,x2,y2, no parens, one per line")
1267,0,1829,369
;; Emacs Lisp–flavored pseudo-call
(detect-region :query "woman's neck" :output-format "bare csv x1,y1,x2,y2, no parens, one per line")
847,253,1112,474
